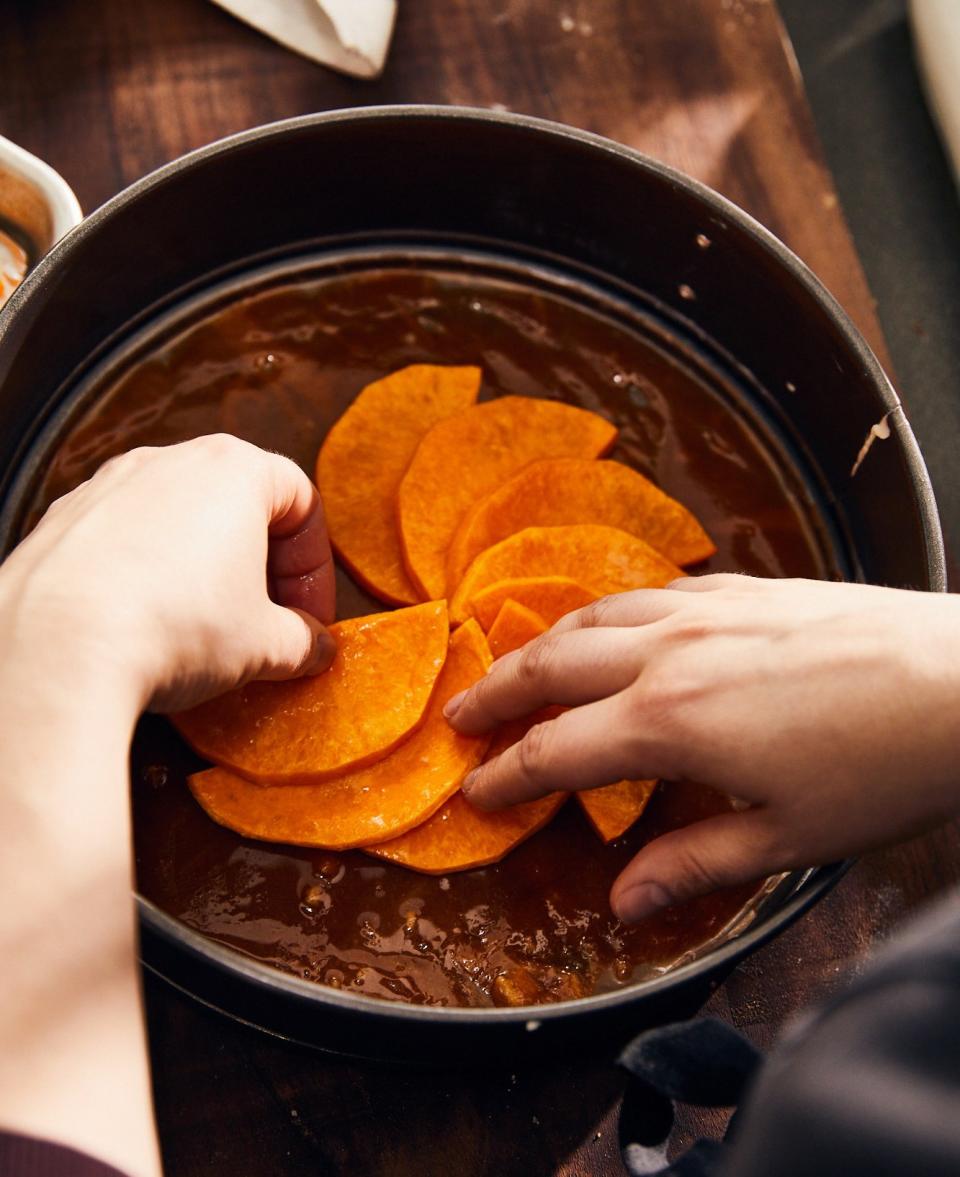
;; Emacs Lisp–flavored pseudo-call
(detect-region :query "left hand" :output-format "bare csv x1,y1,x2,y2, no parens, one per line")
0,434,337,711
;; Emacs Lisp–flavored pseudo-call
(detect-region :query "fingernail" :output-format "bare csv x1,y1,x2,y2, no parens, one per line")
463,767,487,795
443,689,467,719
613,882,672,924
306,629,336,675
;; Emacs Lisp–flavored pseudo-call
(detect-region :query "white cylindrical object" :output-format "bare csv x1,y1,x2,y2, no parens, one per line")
910,0,960,184
0,135,82,253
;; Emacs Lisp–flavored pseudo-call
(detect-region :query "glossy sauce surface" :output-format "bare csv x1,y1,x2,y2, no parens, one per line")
27,264,840,1007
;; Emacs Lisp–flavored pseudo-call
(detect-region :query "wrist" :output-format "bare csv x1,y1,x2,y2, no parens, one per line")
0,596,140,883
0,562,151,727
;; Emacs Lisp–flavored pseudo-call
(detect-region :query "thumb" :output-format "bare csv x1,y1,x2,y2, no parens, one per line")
254,604,337,681
610,807,778,923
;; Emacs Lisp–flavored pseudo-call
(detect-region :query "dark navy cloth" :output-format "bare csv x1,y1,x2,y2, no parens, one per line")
618,889,960,1177
618,1017,761,1176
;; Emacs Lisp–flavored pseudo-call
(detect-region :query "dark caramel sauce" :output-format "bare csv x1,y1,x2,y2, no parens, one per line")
26,264,839,1007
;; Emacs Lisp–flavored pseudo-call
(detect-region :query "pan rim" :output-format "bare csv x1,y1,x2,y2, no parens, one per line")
0,103,945,590
0,105,939,1027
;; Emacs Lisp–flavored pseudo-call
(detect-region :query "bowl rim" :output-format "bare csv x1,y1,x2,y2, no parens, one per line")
0,133,83,249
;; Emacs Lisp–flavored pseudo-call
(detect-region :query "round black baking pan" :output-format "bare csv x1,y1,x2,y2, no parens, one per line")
0,107,944,1062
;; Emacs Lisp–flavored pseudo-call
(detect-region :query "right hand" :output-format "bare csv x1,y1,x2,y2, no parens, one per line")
445,575,960,922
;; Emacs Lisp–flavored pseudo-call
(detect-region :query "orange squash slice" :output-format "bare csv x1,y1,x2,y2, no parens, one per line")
475,590,657,845
450,524,683,624
578,779,658,843
365,598,564,872
365,788,566,874
187,621,492,849
486,598,549,659
467,576,598,632
447,457,715,586
173,601,449,784
317,364,481,604
398,396,616,600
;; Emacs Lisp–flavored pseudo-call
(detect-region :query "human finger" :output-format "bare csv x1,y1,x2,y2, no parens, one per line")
446,627,646,734
253,604,336,680
548,587,686,636
269,499,336,622
263,456,336,624
609,807,780,922
148,603,335,712
665,572,765,594
461,691,666,809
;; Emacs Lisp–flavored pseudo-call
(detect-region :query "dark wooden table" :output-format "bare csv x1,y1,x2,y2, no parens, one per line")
3,2,958,1173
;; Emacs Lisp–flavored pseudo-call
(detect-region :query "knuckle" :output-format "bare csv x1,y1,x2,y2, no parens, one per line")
702,572,743,587
263,448,309,495
459,664,502,722
747,817,790,866
718,572,761,593
465,673,492,716
574,594,621,628
96,454,124,477
672,841,725,896
197,432,247,460
42,490,76,517
98,446,152,477
515,721,551,787
262,446,300,477
270,449,300,473
514,635,556,687
671,572,744,593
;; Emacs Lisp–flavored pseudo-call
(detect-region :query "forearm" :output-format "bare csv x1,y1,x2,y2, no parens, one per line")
0,607,160,1177
0,437,338,1176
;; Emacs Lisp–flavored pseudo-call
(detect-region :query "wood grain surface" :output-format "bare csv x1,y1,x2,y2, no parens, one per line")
2,1,957,1174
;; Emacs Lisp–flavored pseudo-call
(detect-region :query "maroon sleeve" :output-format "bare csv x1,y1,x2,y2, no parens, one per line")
0,1130,131,1177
